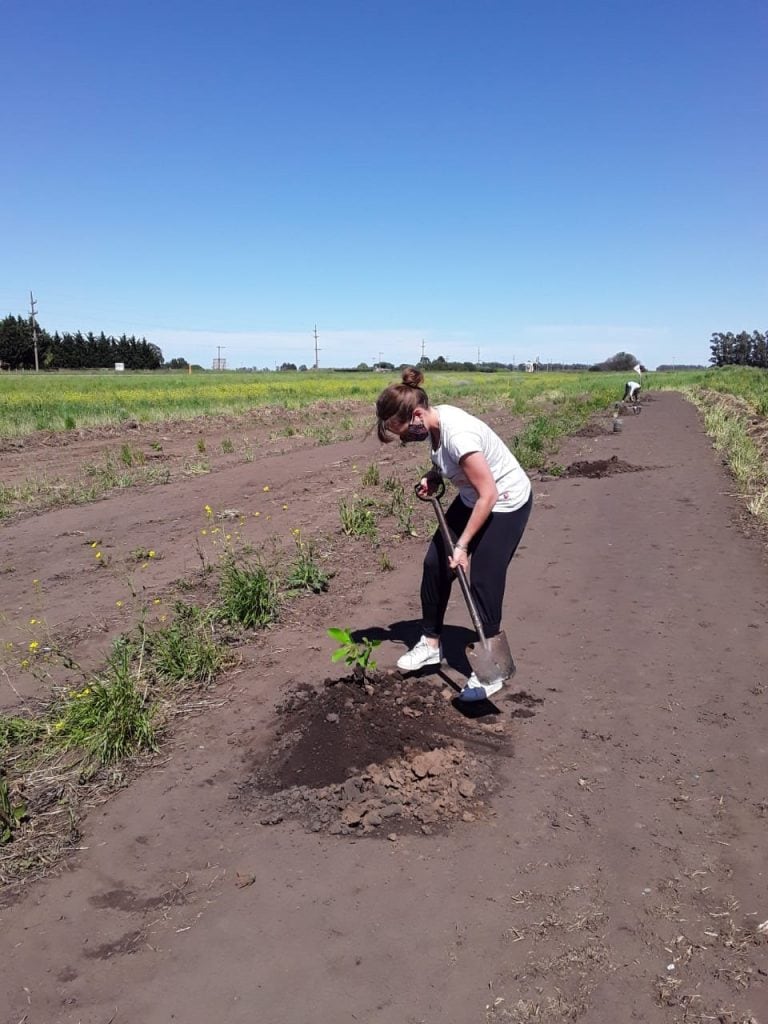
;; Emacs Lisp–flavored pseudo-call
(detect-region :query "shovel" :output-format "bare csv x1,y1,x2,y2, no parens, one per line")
416,481,516,688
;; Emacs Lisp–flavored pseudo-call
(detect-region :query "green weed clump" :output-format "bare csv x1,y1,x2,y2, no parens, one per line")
283,533,331,594
52,642,157,766
217,558,280,629
339,496,377,538
0,715,44,752
1,776,28,843
144,602,230,684
362,463,380,487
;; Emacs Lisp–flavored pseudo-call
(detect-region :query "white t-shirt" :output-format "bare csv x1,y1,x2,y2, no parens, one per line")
626,381,641,394
431,404,531,513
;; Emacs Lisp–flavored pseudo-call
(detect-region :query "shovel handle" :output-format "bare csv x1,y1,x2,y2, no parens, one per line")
416,484,490,650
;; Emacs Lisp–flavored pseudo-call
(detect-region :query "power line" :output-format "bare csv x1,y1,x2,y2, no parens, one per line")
313,324,321,369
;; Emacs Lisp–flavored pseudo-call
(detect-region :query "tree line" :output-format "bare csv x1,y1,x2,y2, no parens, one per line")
709,331,768,368
0,315,164,370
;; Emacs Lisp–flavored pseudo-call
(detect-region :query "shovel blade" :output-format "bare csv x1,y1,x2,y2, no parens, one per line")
466,631,516,686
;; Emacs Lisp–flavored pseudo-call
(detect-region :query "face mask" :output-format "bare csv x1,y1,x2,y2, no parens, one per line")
403,421,429,442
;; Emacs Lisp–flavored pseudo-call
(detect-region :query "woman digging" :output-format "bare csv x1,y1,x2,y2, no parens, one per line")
375,367,532,701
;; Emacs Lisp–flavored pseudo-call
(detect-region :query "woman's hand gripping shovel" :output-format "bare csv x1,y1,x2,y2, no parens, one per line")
415,479,516,692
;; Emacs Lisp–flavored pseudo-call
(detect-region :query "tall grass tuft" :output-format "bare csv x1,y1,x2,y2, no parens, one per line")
217,558,280,629
52,642,157,765
339,496,378,538
144,602,230,684
283,533,331,594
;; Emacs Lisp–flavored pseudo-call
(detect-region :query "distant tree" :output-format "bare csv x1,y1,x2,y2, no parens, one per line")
0,315,43,369
656,364,706,371
709,330,767,368
604,351,640,372
167,357,189,369
299,364,308,371
750,331,768,368
279,362,297,371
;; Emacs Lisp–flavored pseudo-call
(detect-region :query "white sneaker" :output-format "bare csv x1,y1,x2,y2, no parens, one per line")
458,672,504,702
397,636,442,672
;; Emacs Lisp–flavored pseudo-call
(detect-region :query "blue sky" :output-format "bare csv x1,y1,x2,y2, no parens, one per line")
2,0,765,370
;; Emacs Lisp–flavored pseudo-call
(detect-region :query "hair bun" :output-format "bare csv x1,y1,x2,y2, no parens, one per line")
401,366,424,389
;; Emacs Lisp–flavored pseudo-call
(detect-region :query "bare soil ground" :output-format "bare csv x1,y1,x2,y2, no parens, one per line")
2,392,768,1024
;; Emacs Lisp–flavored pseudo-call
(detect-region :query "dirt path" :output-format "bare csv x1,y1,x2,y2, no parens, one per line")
3,392,768,1023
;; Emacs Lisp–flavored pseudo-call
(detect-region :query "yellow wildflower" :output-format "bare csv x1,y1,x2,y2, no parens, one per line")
29,640,40,652
201,528,208,535
225,533,232,541
20,658,30,669
282,504,288,510
153,598,161,605
116,600,124,608
95,551,102,560
204,504,213,517
148,550,156,558
254,511,260,517
263,485,270,491
29,617,39,625
54,720,65,731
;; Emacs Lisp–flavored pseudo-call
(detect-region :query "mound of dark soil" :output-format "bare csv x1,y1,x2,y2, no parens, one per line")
240,670,512,837
572,421,609,438
565,455,639,479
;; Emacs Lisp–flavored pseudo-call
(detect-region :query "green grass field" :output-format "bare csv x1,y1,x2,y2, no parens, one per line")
0,368,606,437
2,367,752,438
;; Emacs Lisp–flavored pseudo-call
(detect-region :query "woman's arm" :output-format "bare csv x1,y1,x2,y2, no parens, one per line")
449,451,498,569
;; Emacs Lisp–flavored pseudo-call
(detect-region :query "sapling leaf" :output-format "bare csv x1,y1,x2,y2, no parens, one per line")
327,627,351,643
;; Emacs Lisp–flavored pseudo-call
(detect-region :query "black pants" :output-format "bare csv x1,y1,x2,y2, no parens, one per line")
420,491,532,639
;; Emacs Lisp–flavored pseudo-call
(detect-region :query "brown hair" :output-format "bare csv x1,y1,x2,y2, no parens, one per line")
375,367,430,442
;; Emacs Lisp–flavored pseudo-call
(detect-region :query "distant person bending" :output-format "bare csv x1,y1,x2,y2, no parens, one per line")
623,380,641,403
374,367,532,701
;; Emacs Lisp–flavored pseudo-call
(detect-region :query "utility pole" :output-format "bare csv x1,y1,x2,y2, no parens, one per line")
29,291,39,372
420,338,426,361
313,324,320,369
477,346,480,365
215,345,226,370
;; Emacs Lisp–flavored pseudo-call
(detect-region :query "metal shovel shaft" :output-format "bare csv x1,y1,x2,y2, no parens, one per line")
426,490,516,686
428,495,490,651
